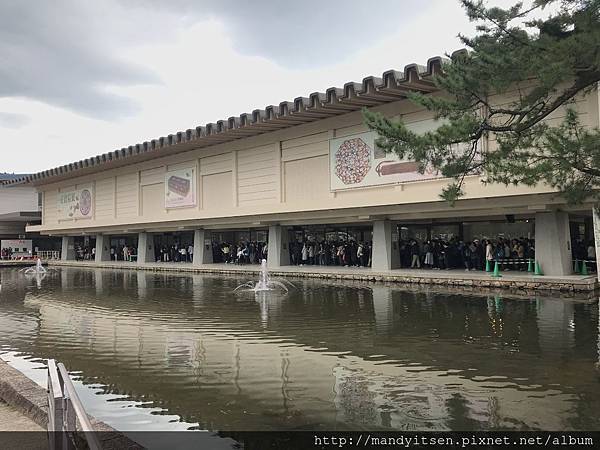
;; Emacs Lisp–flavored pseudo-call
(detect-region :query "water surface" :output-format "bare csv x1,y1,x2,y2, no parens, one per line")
0,267,598,443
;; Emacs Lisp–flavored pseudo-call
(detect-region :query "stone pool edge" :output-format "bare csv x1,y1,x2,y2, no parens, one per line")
0,358,143,449
48,260,599,293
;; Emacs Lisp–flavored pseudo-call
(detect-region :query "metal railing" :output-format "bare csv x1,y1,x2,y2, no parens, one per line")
47,359,102,450
37,250,61,260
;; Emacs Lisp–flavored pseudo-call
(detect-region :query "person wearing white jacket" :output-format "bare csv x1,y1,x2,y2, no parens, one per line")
485,240,494,262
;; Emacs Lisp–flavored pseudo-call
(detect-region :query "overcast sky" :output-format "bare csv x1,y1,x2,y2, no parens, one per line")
0,0,481,174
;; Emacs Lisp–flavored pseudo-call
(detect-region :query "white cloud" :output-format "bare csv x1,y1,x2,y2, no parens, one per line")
0,0,476,173
0,112,30,129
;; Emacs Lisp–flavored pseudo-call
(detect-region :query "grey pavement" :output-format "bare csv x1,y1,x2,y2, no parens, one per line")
0,400,47,449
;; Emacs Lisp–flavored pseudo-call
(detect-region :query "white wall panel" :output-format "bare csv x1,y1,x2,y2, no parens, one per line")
200,153,232,175
284,155,329,203
116,173,138,218
202,172,232,210
237,144,278,206
95,177,115,220
140,167,165,186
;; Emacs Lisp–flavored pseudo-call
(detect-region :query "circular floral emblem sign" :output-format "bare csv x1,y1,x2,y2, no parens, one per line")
79,189,92,216
335,138,372,185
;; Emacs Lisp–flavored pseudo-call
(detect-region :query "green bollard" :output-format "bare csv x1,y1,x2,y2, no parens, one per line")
581,260,589,275
573,259,580,274
491,261,502,278
485,259,491,272
527,258,533,272
534,261,543,276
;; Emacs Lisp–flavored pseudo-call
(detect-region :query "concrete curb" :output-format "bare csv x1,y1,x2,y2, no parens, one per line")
0,359,48,428
0,358,144,449
48,260,599,293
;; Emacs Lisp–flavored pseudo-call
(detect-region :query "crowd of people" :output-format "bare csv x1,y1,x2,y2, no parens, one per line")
52,233,598,272
399,237,536,271
155,243,194,262
212,241,268,264
110,245,137,262
572,239,597,271
75,245,95,260
288,240,372,267
1,248,16,259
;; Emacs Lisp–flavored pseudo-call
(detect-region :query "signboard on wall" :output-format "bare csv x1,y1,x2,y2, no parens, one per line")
329,128,443,191
165,167,196,208
1,239,32,256
57,185,94,219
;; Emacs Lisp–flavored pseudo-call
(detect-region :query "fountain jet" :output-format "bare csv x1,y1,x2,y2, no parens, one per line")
22,258,48,275
234,259,290,293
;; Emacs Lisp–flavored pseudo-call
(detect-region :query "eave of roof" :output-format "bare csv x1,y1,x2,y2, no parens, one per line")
4,51,460,187
0,173,29,182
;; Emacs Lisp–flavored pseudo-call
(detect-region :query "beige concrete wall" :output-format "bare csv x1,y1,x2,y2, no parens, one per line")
30,85,599,233
95,177,115,220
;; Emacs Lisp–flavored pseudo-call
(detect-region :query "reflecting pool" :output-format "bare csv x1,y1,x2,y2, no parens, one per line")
0,267,598,442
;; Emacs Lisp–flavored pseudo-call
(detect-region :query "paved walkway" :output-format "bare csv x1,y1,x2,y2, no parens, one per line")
53,259,597,281
0,400,47,449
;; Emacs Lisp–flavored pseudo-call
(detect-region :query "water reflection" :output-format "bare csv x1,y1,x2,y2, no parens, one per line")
0,267,598,435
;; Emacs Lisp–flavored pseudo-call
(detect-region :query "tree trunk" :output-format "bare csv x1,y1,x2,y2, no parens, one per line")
593,205,600,283
594,205,600,375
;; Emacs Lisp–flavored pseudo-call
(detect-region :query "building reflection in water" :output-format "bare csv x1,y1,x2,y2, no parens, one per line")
371,285,393,334
0,267,598,433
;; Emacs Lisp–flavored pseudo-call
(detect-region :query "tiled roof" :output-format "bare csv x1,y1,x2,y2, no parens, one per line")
4,52,456,186
0,173,29,182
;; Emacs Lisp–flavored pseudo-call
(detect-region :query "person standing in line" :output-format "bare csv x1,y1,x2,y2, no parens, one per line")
357,242,364,267
485,240,494,266
460,241,471,271
249,242,256,264
222,243,230,263
301,243,308,266
587,240,596,272
188,243,193,262
410,240,421,268
469,241,478,270
423,240,433,269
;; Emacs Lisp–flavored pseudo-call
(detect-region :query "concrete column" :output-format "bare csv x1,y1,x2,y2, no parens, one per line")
192,229,213,267
137,232,155,264
535,211,572,276
267,225,290,269
61,236,75,261
371,220,400,271
94,234,110,262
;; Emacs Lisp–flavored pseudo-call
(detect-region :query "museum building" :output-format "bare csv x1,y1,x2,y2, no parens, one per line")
6,52,600,276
